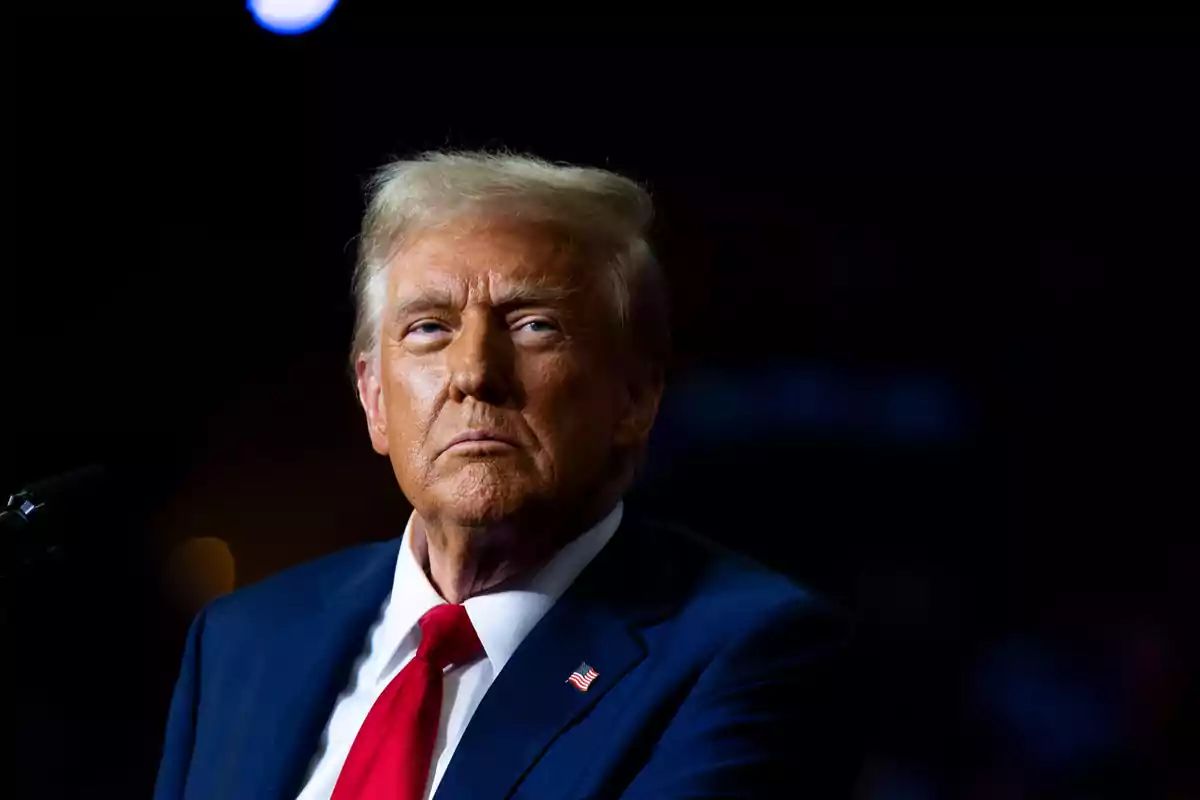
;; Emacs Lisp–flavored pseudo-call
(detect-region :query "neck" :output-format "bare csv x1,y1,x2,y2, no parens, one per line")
411,491,621,604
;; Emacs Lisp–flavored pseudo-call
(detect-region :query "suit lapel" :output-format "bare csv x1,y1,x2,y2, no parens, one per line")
237,540,401,800
434,515,677,800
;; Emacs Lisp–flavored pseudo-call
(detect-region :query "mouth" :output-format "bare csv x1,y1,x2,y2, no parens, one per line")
441,430,521,455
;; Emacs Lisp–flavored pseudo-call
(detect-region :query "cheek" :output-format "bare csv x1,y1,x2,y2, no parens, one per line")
384,358,446,446
522,358,622,442
522,354,587,404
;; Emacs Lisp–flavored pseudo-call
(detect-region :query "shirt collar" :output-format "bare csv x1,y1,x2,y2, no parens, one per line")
376,501,623,683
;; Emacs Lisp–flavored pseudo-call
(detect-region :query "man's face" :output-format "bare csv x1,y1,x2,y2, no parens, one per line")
357,219,660,528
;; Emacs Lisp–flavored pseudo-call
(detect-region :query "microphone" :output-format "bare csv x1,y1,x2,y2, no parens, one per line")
2,464,109,578
3,463,238,611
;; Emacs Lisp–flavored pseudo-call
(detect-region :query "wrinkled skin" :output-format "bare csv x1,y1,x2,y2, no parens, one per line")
356,219,662,601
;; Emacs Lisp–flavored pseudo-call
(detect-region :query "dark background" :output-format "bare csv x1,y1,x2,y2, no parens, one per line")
5,12,1196,799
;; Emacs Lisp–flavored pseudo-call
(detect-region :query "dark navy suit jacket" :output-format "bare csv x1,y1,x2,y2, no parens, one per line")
154,514,860,799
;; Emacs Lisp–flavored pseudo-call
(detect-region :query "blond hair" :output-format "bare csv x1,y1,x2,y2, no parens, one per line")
349,151,669,371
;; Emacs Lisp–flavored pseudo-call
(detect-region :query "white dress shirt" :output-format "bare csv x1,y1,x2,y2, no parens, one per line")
295,502,623,800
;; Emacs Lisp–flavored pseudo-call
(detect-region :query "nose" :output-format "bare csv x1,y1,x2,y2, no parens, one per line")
447,310,514,406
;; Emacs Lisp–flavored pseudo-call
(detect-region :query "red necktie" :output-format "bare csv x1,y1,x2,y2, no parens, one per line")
331,603,483,800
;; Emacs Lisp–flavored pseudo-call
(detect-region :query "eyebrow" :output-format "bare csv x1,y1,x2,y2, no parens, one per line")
388,283,579,323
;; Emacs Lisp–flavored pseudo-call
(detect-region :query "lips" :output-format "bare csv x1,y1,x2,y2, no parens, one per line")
441,430,520,454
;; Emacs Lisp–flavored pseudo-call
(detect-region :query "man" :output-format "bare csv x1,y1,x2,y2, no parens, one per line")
154,151,859,799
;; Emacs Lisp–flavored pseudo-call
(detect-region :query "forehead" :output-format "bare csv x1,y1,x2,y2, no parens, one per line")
387,219,594,299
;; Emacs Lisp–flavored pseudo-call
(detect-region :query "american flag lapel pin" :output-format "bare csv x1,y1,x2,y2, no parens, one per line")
566,661,599,692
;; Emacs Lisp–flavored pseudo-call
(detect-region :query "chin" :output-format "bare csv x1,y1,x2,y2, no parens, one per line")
435,463,539,526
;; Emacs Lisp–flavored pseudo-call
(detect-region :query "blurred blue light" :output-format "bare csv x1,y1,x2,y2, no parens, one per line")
974,639,1120,770
769,368,839,428
877,376,962,442
248,0,339,35
660,365,964,447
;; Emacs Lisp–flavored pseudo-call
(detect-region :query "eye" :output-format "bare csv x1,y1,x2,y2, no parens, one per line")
407,320,449,336
511,317,563,347
402,320,453,349
520,319,558,334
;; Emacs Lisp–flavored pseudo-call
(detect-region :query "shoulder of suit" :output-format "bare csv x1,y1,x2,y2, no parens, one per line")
626,514,848,631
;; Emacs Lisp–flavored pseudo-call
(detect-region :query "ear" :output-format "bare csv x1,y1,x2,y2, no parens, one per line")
356,355,390,456
614,364,664,449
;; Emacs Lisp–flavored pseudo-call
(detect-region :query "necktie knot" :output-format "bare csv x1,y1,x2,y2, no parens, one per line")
416,603,482,671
